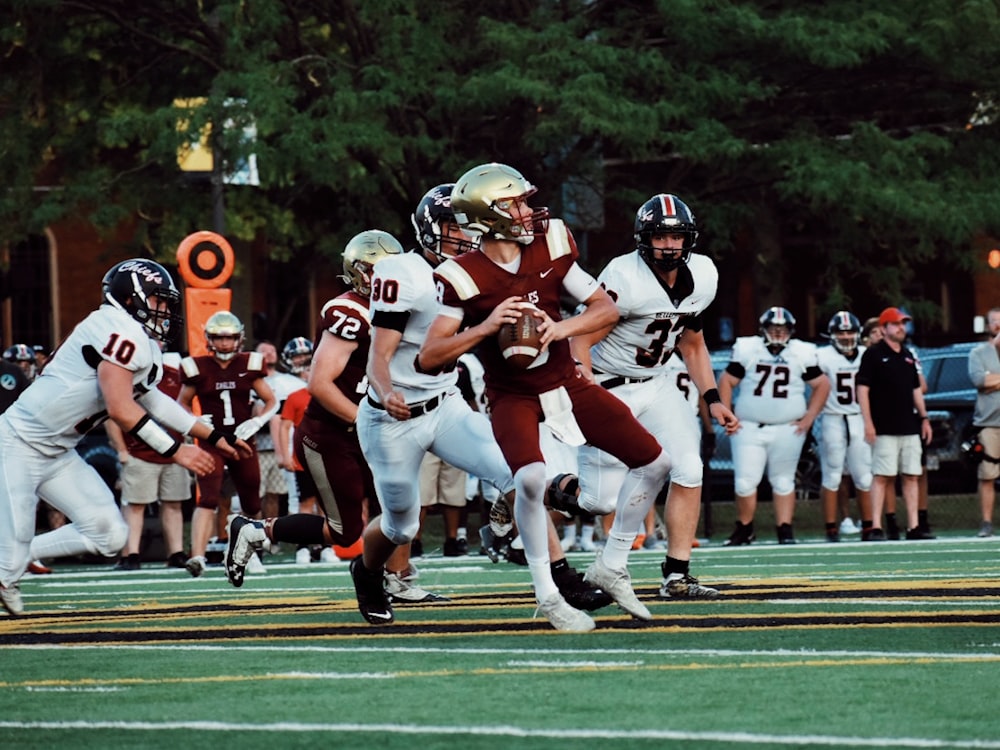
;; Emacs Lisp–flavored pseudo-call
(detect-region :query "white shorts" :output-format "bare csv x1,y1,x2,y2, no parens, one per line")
119,456,192,505
872,434,922,477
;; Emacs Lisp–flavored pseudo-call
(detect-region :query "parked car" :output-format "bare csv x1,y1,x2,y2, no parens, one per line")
919,342,979,492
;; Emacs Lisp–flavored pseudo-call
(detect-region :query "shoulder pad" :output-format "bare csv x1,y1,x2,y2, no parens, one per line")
247,351,265,371
545,219,572,260
180,357,200,378
435,259,480,301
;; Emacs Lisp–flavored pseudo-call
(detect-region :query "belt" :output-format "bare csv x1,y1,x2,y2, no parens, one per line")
367,392,445,418
594,370,654,390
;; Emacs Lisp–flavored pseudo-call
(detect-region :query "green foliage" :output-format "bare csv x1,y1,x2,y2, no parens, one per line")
1,0,999,319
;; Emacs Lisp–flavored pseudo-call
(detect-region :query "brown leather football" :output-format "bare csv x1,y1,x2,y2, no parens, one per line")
498,309,543,368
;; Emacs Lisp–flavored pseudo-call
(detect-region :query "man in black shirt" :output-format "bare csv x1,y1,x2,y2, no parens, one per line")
857,307,933,540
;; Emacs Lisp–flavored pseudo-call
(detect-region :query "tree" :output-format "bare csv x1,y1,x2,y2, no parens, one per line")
2,0,999,333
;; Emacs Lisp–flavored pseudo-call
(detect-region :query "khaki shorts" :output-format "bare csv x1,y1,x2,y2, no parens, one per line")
119,456,193,505
872,434,923,477
419,453,467,508
977,427,1000,481
258,450,288,495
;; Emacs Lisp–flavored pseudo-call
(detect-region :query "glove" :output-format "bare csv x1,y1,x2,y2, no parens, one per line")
234,416,265,442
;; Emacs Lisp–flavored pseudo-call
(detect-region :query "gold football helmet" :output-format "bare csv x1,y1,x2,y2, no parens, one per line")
204,310,245,361
341,230,404,296
451,163,549,245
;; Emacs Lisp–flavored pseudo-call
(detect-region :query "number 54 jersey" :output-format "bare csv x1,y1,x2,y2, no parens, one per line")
729,336,819,424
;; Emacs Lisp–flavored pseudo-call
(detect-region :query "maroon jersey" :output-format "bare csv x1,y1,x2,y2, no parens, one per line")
433,219,579,396
125,361,183,464
304,290,371,425
179,351,267,432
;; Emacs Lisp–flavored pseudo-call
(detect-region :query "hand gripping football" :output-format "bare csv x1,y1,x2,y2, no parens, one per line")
498,307,543,369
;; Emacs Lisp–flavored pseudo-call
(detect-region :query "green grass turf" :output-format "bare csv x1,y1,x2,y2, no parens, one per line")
2,536,999,750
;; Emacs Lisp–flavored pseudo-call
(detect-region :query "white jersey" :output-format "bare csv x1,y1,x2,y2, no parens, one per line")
662,354,701,416
3,305,163,456
257,371,306,450
729,336,819,424
816,344,865,416
369,252,457,401
591,252,718,379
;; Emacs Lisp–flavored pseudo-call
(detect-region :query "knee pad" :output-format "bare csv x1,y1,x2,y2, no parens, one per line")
770,475,796,496
514,462,547,504
96,515,129,556
734,475,761,497
379,512,419,546
669,452,703,489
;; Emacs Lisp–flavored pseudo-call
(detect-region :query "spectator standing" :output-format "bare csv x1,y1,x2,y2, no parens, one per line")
254,339,307,527
968,306,1000,537
105,350,192,569
857,307,934,540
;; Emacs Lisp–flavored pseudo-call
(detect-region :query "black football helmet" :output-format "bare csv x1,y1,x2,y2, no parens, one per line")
411,183,480,265
280,336,314,374
3,344,36,379
759,306,796,352
102,259,182,343
634,193,699,272
827,311,861,355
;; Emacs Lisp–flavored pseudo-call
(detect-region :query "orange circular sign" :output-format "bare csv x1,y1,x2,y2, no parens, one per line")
176,231,235,288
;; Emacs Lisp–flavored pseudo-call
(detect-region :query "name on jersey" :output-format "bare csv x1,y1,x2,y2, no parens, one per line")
216,380,236,390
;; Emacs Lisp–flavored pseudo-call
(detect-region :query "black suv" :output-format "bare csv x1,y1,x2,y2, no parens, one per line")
920,342,979,492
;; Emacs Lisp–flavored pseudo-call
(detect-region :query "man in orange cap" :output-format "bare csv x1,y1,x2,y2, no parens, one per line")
856,307,934,540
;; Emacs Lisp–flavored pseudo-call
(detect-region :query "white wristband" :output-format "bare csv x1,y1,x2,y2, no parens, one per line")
130,415,181,457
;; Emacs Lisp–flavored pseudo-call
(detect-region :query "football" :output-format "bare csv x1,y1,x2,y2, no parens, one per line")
498,308,543,369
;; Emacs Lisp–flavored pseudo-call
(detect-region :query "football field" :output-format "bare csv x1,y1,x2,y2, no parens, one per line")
2,537,999,750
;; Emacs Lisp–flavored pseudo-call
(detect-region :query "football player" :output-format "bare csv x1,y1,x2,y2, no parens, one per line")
0,260,246,616
225,231,411,590
816,311,873,541
570,193,739,600
349,184,609,629
718,307,830,545
179,311,277,577
420,163,672,626
3,344,37,381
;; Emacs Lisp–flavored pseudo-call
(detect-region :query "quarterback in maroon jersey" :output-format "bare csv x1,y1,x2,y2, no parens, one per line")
420,163,671,623
179,311,276,577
